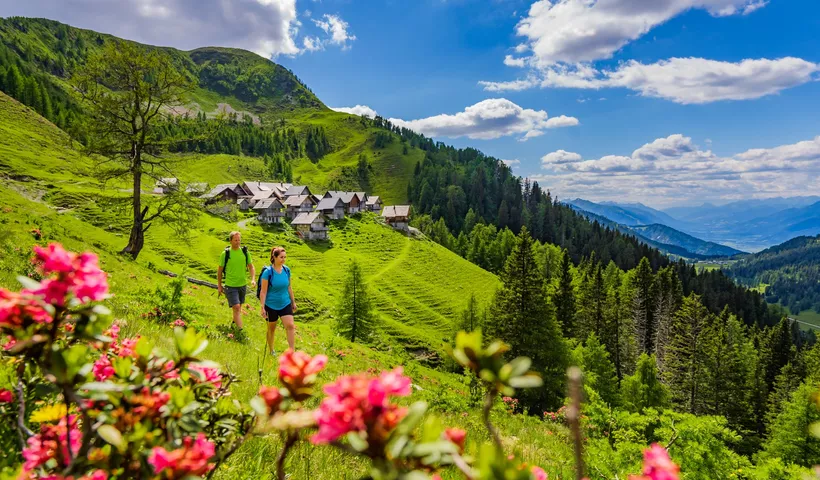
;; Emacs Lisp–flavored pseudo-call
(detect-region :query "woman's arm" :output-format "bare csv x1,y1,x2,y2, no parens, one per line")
259,279,269,317
288,283,297,313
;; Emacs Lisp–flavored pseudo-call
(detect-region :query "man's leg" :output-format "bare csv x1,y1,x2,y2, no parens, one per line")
232,304,243,329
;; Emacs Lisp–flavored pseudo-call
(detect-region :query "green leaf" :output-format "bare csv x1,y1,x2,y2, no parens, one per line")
346,431,368,452
506,357,532,378
249,397,268,417
387,435,409,459
80,382,127,392
508,374,543,389
17,276,42,291
394,401,427,436
810,421,820,439
97,424,125,452
135,337,153,358
92,305,111,316
412,440,458,457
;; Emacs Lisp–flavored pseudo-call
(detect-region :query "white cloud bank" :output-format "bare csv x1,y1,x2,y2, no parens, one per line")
330,105,378,118
481,0,819,103
532,134,820,206
386,98,578,140
0,0,355,57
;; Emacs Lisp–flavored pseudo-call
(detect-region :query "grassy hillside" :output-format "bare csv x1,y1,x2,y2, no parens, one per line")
0,16,422,204
0,90,585,478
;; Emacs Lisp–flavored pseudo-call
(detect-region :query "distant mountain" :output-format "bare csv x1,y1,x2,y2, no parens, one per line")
629,224,745,257
573,197,820,253
567,199,683,227
566,203,742,259
726,235,820,315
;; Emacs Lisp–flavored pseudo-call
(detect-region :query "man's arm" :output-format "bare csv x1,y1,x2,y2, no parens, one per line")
217,266,224,295
248,262,256,287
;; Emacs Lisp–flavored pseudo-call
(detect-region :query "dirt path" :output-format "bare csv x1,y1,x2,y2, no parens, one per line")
369,236,411,281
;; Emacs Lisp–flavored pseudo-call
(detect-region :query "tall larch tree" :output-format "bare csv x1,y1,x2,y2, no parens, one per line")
664,293,711,414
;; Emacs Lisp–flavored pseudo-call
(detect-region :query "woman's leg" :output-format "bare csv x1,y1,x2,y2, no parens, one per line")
266,319,278,354
281,315,296,351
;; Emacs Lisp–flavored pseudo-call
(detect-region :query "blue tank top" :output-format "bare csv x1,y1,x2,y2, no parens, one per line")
261,265,291,310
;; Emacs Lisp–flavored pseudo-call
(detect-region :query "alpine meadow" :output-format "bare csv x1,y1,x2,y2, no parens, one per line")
0,9,819,480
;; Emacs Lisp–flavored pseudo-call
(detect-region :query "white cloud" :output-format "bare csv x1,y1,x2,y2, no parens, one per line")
541,150,582,167
504,55,527,67
302,36,323,52
387,98,578,140
479,77,539,92
545,115,580,128
313,14,356,48
483,57,819,104
516,0,769,66
502,159,521,167
330,105,378,118
533,134,820,206
0,0,303,57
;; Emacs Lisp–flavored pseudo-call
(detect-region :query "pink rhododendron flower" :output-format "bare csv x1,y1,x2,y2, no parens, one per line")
0,388,12,403
0,289,51,328
115,337,140,358
629,444,680,480
104,324,120,341
131,387,171,417
531,466,548,480
189,364,223,389
148,433,216,478
278,350,327,400
162,360,180,380
34,244,74,274
81,470,108,480
172,319,186,328
259,386,283,415
444,428,466,453
26,243,109,307
21,415,81,472
93,355,115,381
312,367,411,446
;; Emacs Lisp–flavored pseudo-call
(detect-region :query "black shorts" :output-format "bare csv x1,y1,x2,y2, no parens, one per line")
265,304,293,322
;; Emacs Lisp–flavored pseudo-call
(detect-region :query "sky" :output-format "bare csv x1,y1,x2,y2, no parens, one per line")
1,0,819,208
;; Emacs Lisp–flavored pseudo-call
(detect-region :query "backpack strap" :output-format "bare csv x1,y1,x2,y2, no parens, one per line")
283,265,291,279
242,246,249,266
223,246,231,268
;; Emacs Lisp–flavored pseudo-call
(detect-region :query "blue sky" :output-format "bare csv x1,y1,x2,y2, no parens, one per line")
2,0,819,207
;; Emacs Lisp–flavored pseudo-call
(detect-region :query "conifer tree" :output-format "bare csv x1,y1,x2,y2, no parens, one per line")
578,333,620,406
553,249,576,337
335,259,376,343
620,354,669,413
487,227,568,410
631,257,658,354
664,293,710,414
761,381,820,467
5,64,23,100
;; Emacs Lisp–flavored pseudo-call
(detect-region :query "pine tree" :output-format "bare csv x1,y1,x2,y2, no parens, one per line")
664,293,710,414
5,64,24,100
486,227,568,411
335,259,376,343
653,266,682,372
553,249,576,337
620,354,669,413
631,257,658,354
700,308,757,437
760,382,820,467
578,333,620,406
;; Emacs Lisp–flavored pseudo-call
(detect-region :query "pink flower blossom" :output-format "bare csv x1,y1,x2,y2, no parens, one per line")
148,433,216,478
162,360,180,380
259,386,283,414
80,470,108,480
0,289,51,328
0,388,12,403
115,337,140,358
312,368,411,446
531,466,548,480
172,319,186,328
93,355,115,381
444,427,467,453
278,350,327,400
629,444,680,480
21,415,81,472
104,324,120,341
34,244,74,274
189,364,222,389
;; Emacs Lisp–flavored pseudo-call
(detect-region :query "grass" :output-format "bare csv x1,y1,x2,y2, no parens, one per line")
0,92,585,479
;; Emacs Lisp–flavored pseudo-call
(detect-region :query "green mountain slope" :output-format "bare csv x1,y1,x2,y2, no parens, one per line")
0,16,421,203
727,234,820,319
629,224,744,257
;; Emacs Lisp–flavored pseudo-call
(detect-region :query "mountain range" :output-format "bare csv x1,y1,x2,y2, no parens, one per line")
567,197,820,253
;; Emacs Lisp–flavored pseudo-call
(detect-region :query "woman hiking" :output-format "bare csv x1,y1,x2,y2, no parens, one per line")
258,246,297,355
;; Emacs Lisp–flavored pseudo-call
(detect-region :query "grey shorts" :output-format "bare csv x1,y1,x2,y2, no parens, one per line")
224,286,247,307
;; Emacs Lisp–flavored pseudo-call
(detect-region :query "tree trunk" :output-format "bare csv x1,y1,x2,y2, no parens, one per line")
122,162,144,259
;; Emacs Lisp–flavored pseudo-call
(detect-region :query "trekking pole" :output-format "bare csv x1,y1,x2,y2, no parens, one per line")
258,347,267,389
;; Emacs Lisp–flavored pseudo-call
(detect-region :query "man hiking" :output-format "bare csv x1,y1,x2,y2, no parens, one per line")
217,231,256,330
